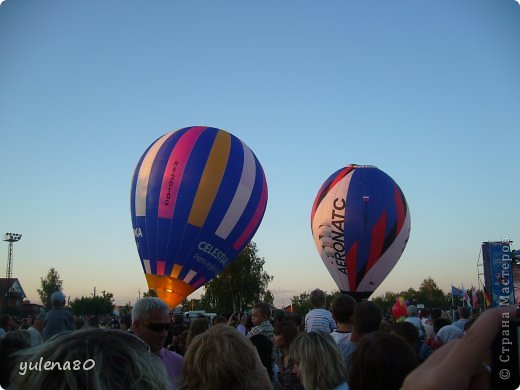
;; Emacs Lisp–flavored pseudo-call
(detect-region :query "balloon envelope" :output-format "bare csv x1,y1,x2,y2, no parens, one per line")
130,126,268,308
311,165,410,301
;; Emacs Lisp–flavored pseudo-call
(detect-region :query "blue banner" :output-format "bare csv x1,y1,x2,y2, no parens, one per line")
482,241,515,307
451,286,464,297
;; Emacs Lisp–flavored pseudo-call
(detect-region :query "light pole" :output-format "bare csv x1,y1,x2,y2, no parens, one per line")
3,232,22,312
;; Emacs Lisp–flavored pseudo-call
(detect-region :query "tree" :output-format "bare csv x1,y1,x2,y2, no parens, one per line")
263,290,274,306
37,268,63,309
143,289,158,298
416,277,450,309
200,242,273,314
291,292,312,315
70,290,115,316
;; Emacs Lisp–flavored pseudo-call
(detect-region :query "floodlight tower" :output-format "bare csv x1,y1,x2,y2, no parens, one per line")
4,233,22,283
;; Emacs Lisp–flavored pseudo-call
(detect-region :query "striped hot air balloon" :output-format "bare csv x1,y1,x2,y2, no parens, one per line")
130,126,268,308
311,165,410,301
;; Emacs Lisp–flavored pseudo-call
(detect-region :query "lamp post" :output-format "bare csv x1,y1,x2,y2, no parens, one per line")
3,233,22,310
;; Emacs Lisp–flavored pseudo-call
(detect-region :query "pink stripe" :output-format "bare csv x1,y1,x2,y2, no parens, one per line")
233,174,268,250
158,127,207,219
192,277,206,289
156,261,165,276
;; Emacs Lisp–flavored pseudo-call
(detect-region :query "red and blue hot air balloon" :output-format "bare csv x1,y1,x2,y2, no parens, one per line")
311,165,410,301
130,126,268,308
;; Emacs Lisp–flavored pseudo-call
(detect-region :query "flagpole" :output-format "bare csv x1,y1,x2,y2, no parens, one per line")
451,292,455,323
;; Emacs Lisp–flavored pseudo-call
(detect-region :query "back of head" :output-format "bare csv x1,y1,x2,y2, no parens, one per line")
274,320,299,347
187,318,209,346
289,332,346,390
3,330,31,346
131,297,169,323
11,328,170,390
430,307,442,320
407,305,417,317
332,294,357,324
181,324,259,390
391,321,419,346
353,301,382,335
0,314,13,329
249,334,274,380
459,306,470,319
309,289,326,308
253,302,271,319
436,325,462,345
433,317,451,334
348,332,418,390
50,291,66,307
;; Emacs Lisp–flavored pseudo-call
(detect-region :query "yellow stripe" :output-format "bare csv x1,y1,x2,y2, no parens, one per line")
188,130,231,227
171,264,183,278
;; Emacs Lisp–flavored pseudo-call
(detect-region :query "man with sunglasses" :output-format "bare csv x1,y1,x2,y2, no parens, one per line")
132,297,183,389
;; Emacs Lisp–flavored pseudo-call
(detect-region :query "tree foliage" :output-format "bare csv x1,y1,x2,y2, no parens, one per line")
37,268,63,309
143,289,158,298
200,242,273,314
70,290,115,316
263,290,274,306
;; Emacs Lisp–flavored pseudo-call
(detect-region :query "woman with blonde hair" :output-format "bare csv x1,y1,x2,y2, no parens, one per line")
180,324,271,390
289,331,347,390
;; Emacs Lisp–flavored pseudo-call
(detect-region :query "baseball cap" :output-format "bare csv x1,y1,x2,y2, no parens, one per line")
51,291,66,303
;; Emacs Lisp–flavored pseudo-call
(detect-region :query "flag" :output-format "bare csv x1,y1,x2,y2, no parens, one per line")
472,289,479,308
451,286,464,297
483,287,492,307
463,289,472,308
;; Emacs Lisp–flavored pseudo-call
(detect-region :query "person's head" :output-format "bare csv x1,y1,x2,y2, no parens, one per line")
10,328,170,390
458,306,471,319
430,307,442,320
433,317,451,334
0,315,14,331
406,305,418,317
332,294,357,324
390,321,419,347
252,303,271,326
273,310,285,325
347,332,418,390
289,332,346,390
0,336,31,388
3,330,31,346
186,317,209,347
87,316,100,328
249,334,274,380
173,315,185,326
419,308,430,319
212,316,227,326
181,324,261,390
273,320,299,350
32,314,45,331
50,291,66,308
132,297,170,353
309,289,326,309
352,301,382,336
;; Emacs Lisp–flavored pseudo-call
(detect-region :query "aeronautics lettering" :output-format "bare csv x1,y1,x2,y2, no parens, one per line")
198,241,230,267
331,198,347,274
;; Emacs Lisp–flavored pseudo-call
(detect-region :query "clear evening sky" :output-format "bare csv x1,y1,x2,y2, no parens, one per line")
0,0,518,308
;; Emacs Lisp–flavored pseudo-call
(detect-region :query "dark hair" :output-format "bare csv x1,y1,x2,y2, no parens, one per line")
459,306,470,319
433,318,451,334
391,321,419,346
430,308,442,320
187,318,210,346
253,303,271,319
332,294,357,324
309,289,326,308
249,334,274,380
352,301,382,335
274,320,299,348
348,332,418,390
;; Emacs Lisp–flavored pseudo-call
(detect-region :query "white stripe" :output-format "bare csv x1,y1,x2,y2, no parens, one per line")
183,270,197,283
134,132,173,217
215,143,256,239
144,260,152,274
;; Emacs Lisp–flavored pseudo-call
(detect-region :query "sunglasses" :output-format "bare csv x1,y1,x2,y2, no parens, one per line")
142,321,170,332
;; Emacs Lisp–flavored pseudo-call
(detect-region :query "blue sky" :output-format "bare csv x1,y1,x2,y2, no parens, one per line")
1,0,519,308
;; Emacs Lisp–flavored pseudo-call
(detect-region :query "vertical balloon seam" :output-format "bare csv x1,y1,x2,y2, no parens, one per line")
131,152,149,274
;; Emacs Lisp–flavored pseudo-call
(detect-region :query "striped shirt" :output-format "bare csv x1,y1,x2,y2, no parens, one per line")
304,308,336,333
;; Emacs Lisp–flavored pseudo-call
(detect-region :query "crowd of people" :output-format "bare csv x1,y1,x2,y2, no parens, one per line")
0,288,516,389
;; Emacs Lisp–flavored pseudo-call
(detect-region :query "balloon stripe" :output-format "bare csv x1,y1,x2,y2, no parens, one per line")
232,174,267,250
170,264,182,278
188,131,232,227
192,277,206,289
143,260,152,274
156,261,166,276
346,241,358,290
366,210,387,273
135,132,174,217
394,186,406,234
158,126,207,219
311,166,354,223
215,143,256,239
183,270,197,283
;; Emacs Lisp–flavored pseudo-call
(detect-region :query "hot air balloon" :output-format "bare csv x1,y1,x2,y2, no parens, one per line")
130,126,268,308
311,165,410,301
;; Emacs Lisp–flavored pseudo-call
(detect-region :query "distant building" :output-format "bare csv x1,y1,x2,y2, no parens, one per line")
0,278,27,312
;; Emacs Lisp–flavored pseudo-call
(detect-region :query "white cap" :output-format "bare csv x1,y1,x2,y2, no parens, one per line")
51,291,66,303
